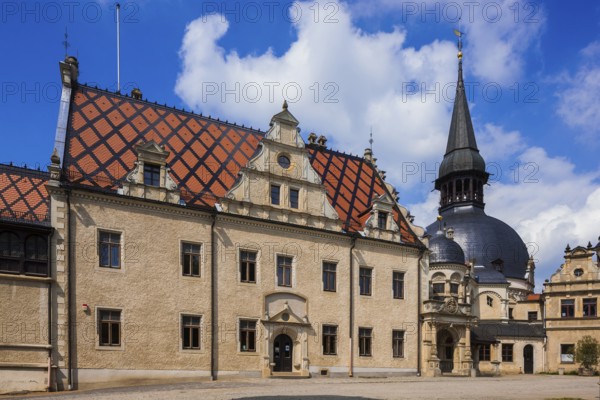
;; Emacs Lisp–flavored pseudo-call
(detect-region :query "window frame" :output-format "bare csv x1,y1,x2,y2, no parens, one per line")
0,231,50,277
479,344,491,361
392,271,404,299
561,299,575,318
322,324,338,356
527,311,538,321
98,230,122,269
181,242,202,277
486,296,494,307
97,308,122,348
322,262,337,292
501,343,514,362
181,314,202,350
392,330,405,358
583,298,597,318
560,344,574,364
358,327,372,357
270,184,281,206
143,163,161,187
359,267,372,296
289,187,299,209
276,255,293,287
240,250,257,283
239,319,257,353
377,211,388,230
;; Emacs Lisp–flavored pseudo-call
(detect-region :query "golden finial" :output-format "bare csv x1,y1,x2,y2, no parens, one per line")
453,29,463,60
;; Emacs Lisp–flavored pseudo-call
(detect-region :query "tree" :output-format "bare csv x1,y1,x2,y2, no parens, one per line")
574,335,600,370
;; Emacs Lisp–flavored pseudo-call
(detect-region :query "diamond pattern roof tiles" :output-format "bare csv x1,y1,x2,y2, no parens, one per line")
63,85,418,244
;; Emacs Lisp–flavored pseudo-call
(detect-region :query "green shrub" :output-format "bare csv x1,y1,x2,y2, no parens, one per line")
574,335,600,370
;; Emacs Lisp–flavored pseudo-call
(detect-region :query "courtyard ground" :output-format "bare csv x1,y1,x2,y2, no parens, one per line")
3,375,600,400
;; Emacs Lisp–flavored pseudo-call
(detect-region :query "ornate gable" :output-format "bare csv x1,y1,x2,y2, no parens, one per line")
220,102,341,231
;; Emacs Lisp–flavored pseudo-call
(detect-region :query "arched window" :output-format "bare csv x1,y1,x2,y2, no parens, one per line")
431,272,446,300
450,273,462,296
24,235,48,276
0,231,21,273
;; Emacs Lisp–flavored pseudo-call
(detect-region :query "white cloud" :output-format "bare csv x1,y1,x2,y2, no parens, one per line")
175,0,600,289
556,41,600,141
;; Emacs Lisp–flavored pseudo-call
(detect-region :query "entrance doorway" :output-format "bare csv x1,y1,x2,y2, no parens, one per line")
437,330,455,373
523,344,534,374
273,334,293,372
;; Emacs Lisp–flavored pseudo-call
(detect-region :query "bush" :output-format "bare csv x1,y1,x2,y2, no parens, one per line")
574,335,600,370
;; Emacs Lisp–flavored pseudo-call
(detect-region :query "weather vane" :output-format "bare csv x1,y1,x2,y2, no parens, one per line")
62,27,70,58
453,17,464,59
369,127,374,152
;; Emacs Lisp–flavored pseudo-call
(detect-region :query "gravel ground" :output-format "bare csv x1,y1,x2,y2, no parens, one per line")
4,375,600,400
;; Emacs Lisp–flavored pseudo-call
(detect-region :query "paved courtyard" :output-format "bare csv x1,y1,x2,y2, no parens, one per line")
4,375,600,400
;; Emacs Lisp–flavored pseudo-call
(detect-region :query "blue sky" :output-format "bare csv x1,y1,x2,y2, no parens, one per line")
1,0,600,285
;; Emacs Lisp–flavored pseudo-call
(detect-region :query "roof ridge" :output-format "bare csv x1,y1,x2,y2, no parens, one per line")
78,84,267,136
0,163,50,177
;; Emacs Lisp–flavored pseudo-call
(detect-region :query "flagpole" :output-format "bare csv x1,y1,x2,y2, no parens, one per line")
116,3,121,93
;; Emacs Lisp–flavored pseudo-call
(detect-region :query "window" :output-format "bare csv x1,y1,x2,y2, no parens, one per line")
0,231,21,274
574,268,584,277
322,325,337,355
561,299,575,318
479,344,491,361
502,344,513,362
432,283,445,299
277,256,292,287
240,250,257,283
99,309,121,346
583,298,597,317
561,344,574,363
182,242,201,277
450,283,460,295
508,308,514,320
486,296,493,307
359,327,372,356
99,231,120,269
270,185,280,205
143,163,161,186
289,188,299,209
377,212,387,229
393,272,404,299
392,330,404,358
322,262,336,292
24,235,48,275
278,154,291,169
528,311,538,321
239,320,256,352
359,267,372,296
182,315,201,350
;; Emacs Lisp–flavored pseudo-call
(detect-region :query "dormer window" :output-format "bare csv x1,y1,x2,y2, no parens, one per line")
144,163,161,186
378,212,388,230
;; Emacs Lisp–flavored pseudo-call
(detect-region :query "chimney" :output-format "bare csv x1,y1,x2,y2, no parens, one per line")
364,148,373,163
307,132,317,145
446,227,455,240
131,88,143,100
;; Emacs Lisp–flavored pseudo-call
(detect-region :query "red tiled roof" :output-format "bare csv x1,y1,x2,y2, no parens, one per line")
0,165,50,224
64,86,418,243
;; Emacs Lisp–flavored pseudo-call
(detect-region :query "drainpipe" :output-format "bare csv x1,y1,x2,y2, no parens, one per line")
348,235,356,377
66,190,74,390
416,246,425,377
47,233,53,391
210,212,217,381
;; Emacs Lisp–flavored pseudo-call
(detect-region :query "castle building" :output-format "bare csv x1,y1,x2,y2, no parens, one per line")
0,43,597,393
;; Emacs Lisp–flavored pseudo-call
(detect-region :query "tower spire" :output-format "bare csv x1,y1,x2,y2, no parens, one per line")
434,30,489,211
